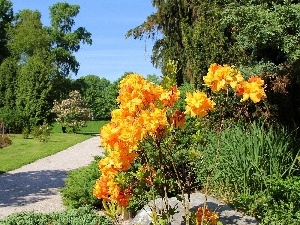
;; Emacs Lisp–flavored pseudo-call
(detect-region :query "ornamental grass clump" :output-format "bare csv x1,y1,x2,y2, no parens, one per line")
93,63,266,225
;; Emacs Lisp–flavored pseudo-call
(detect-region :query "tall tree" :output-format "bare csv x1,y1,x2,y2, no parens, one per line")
128,0,300,128
16,51,54,127
127,0,197,86
48,2,92,99
6,9,54,128
0,0,13,64
7,10,50,60
0,3,93,132
127,0,300,86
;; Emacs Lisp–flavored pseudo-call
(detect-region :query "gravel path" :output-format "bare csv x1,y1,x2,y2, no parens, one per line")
0,135,104,219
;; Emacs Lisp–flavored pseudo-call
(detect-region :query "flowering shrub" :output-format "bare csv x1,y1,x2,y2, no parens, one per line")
51,90,90,133
32,122,52,142
93,63,266,224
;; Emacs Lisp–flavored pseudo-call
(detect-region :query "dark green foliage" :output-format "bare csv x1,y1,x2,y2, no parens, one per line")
60,156,103,209
0,0,13,64
0,206,113,225
77,75,112,120
0,107,24,133
127,0,300,129
0,58,18,109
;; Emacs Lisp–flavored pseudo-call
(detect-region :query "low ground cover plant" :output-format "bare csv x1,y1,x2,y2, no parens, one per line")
232,175,300,224
0,206,113,225
61,156,103,209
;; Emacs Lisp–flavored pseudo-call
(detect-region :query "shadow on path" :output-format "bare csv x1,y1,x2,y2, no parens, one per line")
0,170,67,207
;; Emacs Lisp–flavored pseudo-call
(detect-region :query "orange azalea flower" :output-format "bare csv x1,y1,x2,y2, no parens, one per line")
100,122,121,151
139,108,168,135
119,73,146,90
195,207,219,225
160,86,180,107
95,74,184,206
93,176,110,200
98,157,119,176
170,110,186,129
115,189,131,207
118,74,164,111
236,76,266,103
185,91,216,117
226,70,244,89
203,63,244,92
203,63,228,91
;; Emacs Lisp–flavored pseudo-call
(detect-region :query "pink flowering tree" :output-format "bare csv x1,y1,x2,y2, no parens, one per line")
51,90,90,133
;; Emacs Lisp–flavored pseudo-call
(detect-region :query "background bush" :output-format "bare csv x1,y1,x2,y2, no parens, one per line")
60,156,103,209
0,135,11,148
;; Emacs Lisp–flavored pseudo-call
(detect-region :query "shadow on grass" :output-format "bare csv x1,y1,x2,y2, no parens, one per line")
0,170,67,207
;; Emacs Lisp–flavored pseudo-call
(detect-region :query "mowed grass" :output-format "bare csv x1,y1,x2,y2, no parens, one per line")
0,120,109,174
52,120,109,134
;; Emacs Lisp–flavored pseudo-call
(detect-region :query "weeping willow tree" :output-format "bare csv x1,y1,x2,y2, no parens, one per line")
127,0,300,85
127,0,300,128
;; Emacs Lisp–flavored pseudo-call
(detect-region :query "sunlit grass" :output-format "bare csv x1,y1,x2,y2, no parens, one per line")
0,121,109,173
51,120,109,134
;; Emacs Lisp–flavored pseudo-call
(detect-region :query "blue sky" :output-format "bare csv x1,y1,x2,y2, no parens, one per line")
12,1,162,82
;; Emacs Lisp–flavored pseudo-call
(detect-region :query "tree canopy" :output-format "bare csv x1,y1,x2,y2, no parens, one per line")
127,0,300,85
0,1,93,132
127,0,300,128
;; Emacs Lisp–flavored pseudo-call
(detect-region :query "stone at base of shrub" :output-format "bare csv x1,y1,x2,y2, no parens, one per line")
130,193,258,225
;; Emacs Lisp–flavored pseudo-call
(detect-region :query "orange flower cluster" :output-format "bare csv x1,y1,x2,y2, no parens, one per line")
94,74,181,207
94,65,267,209
236,76,267,103
203,63,266,103
195,207,219,225
185,91,216,117
203,63,244,91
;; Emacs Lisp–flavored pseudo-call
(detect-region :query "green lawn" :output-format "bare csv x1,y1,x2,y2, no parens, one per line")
52,120,109,134
0,120,109,174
